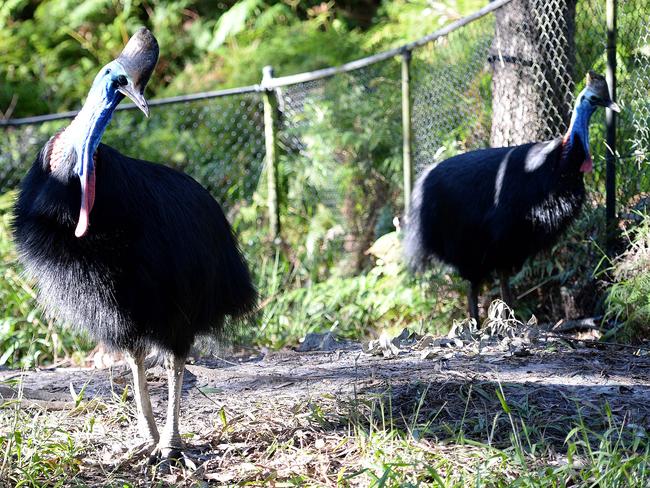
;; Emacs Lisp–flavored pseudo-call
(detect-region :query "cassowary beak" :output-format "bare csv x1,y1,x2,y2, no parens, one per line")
607,101,621,113
115,27,159,118
118,83,150,117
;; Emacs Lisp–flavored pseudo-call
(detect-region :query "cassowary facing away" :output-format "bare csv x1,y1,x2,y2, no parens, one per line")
404,72,619,321
13,29,256,463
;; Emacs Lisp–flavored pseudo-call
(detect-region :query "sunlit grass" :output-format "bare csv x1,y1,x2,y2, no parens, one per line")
197,383,650,486
1,370,648,486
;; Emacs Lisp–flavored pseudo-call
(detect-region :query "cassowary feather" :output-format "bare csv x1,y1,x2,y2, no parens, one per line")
13,141,256,357
403,139,585,285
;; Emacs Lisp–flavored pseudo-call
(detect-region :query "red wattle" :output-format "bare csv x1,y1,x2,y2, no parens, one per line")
75,164,96,238
580,156,593,173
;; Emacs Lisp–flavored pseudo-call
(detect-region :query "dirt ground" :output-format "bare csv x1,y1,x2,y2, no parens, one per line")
1,312,650,486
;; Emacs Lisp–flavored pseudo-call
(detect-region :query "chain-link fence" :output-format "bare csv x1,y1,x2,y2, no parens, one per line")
1,0,649,304
0,90,266,213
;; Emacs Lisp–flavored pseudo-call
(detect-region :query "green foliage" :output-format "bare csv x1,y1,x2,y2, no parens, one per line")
280,60,402,275
1,0,161,116
208,0,266,51
0,407,84,486
605,212,650,340
510,203,607,321
246,232,466,349
0,1,485,116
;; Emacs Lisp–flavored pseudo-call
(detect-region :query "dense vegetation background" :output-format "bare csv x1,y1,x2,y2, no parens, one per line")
0,0,484,117
1,0,649,369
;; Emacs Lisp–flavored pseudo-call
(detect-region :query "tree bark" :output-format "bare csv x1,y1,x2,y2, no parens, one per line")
490,0,577,146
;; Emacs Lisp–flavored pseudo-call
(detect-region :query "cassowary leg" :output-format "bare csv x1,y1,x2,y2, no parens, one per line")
151,353,185,462
124,351,159,451
468,282,480,323
499,271,514,306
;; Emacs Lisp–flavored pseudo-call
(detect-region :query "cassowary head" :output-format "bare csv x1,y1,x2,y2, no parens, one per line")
566,71,620,173
580,71,620,113
82,28,158,122
63,28,158,237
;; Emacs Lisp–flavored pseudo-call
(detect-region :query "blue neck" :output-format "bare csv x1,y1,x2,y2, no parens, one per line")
565,94,596,159
71,90,124,177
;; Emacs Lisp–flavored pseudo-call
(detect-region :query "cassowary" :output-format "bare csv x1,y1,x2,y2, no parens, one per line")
12,28,256,463
404,71,619,321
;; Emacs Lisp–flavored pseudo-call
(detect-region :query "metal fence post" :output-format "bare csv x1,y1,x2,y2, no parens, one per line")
262,65,281,240
401,49,414,216
606,0,617,256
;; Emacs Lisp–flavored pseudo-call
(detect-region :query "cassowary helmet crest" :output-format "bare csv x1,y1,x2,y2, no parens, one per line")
116,27,159,101
585,71,620,112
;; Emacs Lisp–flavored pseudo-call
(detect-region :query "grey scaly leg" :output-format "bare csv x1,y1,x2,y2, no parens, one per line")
124,351,159,451
153,353,185,460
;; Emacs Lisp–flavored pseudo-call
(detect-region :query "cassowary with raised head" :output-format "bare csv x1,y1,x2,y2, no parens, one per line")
404,72,619,321
13,28,256,463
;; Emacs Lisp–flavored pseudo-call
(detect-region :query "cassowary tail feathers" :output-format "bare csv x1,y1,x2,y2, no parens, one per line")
403,165,433,272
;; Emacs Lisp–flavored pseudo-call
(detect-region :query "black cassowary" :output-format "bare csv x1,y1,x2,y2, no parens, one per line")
13,29,256,462
404,72,619,321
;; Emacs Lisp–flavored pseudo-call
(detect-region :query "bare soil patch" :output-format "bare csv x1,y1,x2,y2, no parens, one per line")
1,323,650,486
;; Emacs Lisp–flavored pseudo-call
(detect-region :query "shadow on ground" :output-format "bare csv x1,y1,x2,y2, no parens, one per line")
1,331,649,486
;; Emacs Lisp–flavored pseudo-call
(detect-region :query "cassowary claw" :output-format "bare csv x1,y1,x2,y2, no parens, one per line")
131,439,159,458
147,446,197,473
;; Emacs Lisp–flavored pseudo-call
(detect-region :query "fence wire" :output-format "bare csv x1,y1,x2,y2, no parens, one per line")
411,11,495,172
2,0,650,287
1,94,266,211
632,19,650,162
277,59,402,276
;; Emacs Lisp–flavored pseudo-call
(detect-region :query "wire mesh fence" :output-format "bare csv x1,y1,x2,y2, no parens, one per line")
410,10,495,173
277,58,403,277
1,0,650,298
600,0,649,201
626,0,650,189
0,93,266,212
630,20,650,159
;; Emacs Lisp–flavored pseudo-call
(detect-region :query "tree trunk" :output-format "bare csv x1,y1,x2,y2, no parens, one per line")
490,0,577,146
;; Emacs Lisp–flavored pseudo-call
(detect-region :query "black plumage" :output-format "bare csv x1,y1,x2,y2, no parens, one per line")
404,72,619,320
13,142,256,357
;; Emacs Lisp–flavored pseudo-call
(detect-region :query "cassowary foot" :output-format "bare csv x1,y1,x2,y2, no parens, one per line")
147,445,197,473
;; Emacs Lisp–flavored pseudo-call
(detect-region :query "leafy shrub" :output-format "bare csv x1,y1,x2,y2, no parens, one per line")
250,231,466,348
605,212,650,340
510,202,607,322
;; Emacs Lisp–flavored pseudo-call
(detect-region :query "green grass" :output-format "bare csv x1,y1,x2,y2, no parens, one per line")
3,378,646,487
347,419,649,487
1,392,84,487
249,231,466,349
308,388,650,487
605,213,650,341
0,375,139,488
